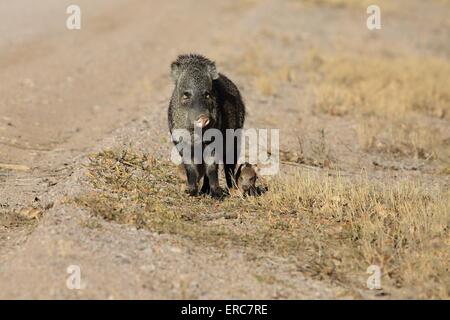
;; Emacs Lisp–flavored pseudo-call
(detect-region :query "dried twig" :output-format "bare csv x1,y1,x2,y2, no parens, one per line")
0,163,30,172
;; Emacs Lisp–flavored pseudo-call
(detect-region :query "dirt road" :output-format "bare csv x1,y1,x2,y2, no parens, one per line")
0,0,448,299
0,0,342,299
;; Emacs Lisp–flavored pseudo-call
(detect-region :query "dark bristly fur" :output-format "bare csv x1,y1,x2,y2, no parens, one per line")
168,54,245,198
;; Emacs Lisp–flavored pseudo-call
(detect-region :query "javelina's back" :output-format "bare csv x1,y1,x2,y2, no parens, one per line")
214,73,245,132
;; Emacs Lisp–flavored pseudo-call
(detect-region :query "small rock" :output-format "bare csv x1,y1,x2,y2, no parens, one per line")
139,264,156,273
168,246,182,254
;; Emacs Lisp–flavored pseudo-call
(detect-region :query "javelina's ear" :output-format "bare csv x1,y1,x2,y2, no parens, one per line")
208,62,219,80
170,62,181,82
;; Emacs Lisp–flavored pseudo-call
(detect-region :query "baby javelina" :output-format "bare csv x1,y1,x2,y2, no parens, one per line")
234,162,265,197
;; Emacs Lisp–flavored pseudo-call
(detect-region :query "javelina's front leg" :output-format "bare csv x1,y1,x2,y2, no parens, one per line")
184,163,200,196
205,163,223,199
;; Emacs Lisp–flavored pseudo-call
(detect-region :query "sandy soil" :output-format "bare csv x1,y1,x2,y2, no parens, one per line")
0,0,448,299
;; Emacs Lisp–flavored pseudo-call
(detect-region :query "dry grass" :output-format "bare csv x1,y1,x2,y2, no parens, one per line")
266,172,449,298
75,147,450,298
356,117,441,160
254,75,275,97
304,53,450,118
0,211,38,229
0,208,38,248
234,46,295,97
303,51,450,160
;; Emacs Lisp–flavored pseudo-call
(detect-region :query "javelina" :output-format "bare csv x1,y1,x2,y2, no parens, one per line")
235,162,258,196
168,54,245,198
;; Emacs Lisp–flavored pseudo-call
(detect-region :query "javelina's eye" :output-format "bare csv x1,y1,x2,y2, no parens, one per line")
182,92,191,100
205,92,211,99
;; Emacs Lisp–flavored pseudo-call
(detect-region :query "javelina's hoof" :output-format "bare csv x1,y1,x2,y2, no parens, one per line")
185,186,199,196
199,184,210,195
210,187,225,199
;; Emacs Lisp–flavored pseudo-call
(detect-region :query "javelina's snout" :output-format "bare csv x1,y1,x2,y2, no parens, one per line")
188,105,211,129
194,114,210,128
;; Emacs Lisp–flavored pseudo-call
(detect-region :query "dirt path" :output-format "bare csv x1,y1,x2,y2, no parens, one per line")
0,0,448,299
0,0,346,299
